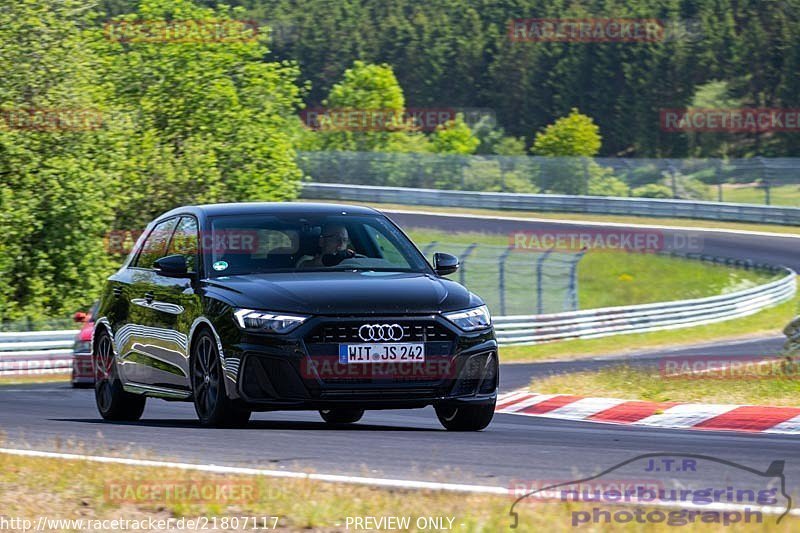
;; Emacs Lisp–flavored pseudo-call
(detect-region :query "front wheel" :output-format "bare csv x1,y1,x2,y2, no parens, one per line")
435,402,495,431
191,331,251,427
319,408,364,424
94,330,146,421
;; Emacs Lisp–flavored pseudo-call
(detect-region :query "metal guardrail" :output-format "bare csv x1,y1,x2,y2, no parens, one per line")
0,330,76,375
495,269,796,345
301,182,800,225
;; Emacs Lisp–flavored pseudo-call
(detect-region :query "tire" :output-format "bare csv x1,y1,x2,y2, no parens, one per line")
191,330,251,427
435,402,495,431
319,408,364,424
93,330,146,421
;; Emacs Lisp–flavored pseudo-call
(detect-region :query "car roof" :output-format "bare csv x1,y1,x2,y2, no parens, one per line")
158,202,381,220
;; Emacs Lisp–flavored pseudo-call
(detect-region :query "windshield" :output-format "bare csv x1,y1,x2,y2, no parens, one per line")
206,213,431,277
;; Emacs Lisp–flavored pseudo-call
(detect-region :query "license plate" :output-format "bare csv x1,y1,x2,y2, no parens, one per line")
339,343,425,364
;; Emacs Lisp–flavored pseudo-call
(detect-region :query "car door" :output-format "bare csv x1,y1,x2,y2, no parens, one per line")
143,215,202,392
116,217,179,387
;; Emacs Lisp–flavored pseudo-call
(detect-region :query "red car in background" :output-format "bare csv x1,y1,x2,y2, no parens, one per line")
71,302,98,388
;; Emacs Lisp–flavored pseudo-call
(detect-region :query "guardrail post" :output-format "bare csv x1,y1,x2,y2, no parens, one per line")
459,243,479,286
668,163,678,198
758,156,771,206
536,247,554,314
498,245,515,315
566,248,588,311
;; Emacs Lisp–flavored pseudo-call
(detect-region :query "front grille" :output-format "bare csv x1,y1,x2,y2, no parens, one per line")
305,321,453,344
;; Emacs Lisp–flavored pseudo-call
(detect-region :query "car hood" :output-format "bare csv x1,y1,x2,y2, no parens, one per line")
203,271,482,315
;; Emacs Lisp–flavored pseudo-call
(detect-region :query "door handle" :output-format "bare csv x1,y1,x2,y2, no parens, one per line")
144,292,154,303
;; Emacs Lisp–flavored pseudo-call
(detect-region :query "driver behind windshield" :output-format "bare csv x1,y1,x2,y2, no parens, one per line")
299,224,355,267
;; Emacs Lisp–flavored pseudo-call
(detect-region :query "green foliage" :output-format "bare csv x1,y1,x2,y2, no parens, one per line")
587,168,629,197
309,61,430,153
0,0,304,322
632,183,674,198
325,61,405,112
0,0,123,321
252,0,800,158
531,109,602,158
492,137,527,156
431,115,479,155
103,0,304,230
460,158,537,193
528,109,624,195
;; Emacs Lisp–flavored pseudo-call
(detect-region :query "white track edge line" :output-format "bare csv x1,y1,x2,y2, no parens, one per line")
0,447,508,495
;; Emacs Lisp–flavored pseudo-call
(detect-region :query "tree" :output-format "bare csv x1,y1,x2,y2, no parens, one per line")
431,115,479,155
530,109,622,196
309,60,430,153
531,108,602,157
103,0,305,231
0,0,127,322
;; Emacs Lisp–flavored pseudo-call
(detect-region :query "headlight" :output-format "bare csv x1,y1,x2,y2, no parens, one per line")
233,308,308,334
443,305,491,331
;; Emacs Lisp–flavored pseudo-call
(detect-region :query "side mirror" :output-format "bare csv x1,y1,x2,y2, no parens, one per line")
153,254,190,278
433,252,459,276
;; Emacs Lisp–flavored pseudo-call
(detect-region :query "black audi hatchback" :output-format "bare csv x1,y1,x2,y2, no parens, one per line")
92,203,498,430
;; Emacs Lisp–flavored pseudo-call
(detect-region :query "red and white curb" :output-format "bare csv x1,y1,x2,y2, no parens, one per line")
496,390,800,434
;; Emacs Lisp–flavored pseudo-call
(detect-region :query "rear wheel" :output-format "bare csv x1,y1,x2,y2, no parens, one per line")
191,331,251,427
435,402,495,431
319,408,364,424
94,330,146,421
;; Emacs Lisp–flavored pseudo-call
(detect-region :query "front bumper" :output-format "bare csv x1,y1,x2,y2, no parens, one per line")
221,315,498,411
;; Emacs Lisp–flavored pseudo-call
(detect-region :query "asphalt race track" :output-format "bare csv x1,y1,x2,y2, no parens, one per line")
1,213,798,519
385,210,800,271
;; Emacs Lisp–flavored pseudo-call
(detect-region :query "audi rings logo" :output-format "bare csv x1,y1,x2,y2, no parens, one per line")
358,324,404,342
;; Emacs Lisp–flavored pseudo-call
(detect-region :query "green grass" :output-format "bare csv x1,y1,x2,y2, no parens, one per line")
721,183,800,207
306,199,800,236
528,363,800,406
405,228,777,313
1,452,797,532
0,373,70,385
501,291,798,363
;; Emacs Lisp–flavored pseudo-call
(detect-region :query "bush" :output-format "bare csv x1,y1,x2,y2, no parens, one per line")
632,184,674,198
460,158,537,193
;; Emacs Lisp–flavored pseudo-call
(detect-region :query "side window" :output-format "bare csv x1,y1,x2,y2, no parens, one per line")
167,217,199,272
133,218,178,269
363,223,406,265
